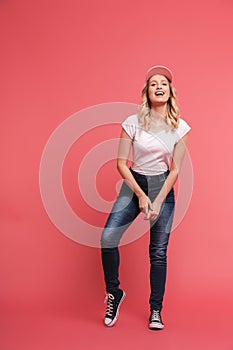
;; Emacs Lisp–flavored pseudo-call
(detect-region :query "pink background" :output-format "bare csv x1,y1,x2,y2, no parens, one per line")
1,0,233,349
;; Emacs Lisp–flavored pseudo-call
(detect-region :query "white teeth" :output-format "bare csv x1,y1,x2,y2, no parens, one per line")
155,92,164,96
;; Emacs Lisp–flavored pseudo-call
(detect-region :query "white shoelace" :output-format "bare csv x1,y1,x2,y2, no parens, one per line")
104,293,115,317
151,310,161,322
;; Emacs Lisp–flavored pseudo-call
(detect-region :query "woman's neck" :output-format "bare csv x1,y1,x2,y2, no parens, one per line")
150,105,167,120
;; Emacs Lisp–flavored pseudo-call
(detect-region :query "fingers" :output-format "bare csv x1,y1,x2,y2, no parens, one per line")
142,203,149,215
149,212,158,221
144,208,159,221
140,197,151,214
144,209,151,220
139,197,160,221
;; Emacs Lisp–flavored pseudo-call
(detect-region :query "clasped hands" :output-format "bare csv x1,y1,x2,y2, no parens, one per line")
138,194,162,221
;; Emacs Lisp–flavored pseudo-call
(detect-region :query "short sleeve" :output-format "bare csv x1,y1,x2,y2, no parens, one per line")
121,114,138,140
176,118,191,142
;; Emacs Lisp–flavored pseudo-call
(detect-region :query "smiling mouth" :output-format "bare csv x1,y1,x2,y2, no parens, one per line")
155,91,164,96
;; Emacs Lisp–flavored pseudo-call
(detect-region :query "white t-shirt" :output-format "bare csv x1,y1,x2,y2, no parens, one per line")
122,114,191,175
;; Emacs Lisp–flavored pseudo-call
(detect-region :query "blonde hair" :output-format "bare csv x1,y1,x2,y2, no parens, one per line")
138,79,180,130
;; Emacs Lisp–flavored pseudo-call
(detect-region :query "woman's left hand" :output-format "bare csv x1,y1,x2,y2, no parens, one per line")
144,199,162,221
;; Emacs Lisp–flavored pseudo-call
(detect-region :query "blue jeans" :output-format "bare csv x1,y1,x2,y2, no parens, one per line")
101,168,175,311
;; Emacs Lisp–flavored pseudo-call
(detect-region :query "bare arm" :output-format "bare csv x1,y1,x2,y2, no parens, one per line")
117,129,151,215
147,133,189,221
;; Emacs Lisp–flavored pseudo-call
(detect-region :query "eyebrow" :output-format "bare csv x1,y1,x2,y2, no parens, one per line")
150,79,168,83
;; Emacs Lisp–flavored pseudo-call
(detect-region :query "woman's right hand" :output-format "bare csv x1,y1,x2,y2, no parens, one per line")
138,194,152,218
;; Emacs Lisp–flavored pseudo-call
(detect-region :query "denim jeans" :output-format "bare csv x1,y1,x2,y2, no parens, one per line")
101,168,175,311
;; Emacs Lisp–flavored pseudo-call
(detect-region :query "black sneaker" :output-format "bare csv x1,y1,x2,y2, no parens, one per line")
149,310,164,330
104,289,126,327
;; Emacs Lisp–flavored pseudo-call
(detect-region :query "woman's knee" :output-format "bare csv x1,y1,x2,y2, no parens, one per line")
149,245,167,264
100,228,119,249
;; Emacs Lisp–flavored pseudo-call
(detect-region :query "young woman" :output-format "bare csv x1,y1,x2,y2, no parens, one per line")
100,66,191,330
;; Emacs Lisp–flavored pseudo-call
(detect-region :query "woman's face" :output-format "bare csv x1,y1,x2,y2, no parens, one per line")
148,75,170,106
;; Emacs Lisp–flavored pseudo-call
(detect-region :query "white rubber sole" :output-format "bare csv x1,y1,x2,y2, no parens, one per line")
149,322,164,330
